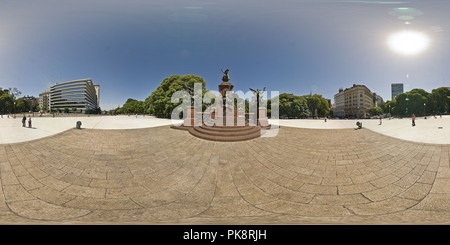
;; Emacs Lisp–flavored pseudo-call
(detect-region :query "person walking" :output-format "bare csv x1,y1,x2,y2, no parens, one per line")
22,115,26,127
28,117,32,128
412,113,416,127
379,114,382,125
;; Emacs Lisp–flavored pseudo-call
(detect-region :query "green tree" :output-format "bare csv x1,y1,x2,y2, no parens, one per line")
429,87,450,114
15,98,28,113
122,98,145,114
0,88,22,114
144,74,209,118
392,89,430,116
64,107,69,113
8,87,21,99
266,99,271,117
369,107,383,116
0,93,14,113
408,92,426,116
304,94,330,117
409,88,429,97
381,100,396,115
109,106,124,115
395,93,410,116
272,93,309,119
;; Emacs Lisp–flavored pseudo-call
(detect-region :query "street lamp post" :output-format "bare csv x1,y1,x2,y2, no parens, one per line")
13,102,16,119
424,103,426,119
405,97,409,116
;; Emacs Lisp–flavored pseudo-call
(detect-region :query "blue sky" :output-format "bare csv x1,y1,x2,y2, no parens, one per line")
1,0,450,110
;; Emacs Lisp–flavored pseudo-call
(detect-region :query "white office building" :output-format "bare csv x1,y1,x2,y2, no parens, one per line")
334,88,345,118
50,79,99,113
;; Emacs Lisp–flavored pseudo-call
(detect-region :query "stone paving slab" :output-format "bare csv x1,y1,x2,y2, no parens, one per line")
0,125,450,224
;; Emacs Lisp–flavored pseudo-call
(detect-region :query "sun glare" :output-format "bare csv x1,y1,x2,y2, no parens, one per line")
388,31,430,55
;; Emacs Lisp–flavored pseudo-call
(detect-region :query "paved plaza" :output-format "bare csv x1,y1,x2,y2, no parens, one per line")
273,115,450,144
0,116,450,224
0,115,176,144
2,115,449,145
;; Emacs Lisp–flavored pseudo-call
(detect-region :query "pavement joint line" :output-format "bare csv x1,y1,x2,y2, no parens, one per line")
1,121,450,223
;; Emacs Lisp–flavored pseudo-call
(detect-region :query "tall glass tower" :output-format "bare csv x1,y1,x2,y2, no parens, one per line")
50,79,99,113
391,83,404,100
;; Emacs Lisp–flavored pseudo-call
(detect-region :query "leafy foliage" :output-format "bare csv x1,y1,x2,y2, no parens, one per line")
271,93,310,119
369,107,383,116
0,93,14,113
304,94,330,117
381,87,450,116
144,74,208,118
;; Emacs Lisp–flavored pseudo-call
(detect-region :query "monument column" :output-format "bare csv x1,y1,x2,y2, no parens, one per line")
217,69,235,126
258,107,269,126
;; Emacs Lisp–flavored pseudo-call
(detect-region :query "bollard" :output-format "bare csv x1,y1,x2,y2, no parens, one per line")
76,121,82,129
356,121,362,129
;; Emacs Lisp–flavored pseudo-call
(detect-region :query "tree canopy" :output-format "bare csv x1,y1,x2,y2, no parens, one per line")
0,93,14,114
0,88,22,114
271,93,310,119
369,107,383,116
105,74,338,119
123,98,145,114
15,98,29,112
303,94,330,118
429,87,450,114
381,87,450,116
144,74,209,118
